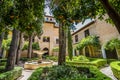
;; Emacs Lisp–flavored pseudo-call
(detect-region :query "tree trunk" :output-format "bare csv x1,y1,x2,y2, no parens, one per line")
67,27,73,60
27,34,33,58
99,0,120,34
6,29,20,71
58,23,66,65
16,32,23,65
0,32,4,58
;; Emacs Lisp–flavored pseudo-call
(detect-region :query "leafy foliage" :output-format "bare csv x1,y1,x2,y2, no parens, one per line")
110,61,120,79
22,42,40,51
76,35,100,50
104,38,120,50
29,65,111,80
0,67,22,80
67,27,73,60
2,39,11,50
50,0,120,24
52,47,59,52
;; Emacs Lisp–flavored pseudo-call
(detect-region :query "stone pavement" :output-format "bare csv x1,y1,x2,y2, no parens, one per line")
17,69,34,80
100,66,118,80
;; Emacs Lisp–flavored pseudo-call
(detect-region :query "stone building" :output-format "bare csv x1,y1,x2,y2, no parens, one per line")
72,19,120,59
35,15,59,56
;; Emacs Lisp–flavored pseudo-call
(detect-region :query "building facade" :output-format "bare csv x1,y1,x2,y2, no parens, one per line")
35,15,59,56
72,19,120,59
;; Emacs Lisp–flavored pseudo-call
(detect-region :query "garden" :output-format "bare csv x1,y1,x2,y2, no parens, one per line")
0,0,120,80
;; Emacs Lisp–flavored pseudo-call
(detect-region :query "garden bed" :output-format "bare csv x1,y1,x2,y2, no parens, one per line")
66,56,107,68
0,67,22,80
28,65,111,80
110,61,120,79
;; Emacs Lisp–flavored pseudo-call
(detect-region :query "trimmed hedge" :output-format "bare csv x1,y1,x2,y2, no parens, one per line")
67,59,107,68
0,67,22,80
110,61,120,79
28,65,111,80
28,68,43,80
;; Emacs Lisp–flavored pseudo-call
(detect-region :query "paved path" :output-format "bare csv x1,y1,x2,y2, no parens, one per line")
100,66,118,80
17,69,34,80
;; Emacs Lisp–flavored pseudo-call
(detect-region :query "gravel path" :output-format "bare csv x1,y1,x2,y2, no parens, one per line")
100,66,118,80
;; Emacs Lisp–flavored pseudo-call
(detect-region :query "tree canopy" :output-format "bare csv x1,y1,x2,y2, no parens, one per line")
0,0,45,35
76,35,100,50
50,0,120,33
104,38,120,50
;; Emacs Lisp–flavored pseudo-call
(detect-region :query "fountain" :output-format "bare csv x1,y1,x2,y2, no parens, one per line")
24,50,53,70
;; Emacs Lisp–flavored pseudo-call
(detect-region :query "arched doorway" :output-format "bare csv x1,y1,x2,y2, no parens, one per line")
105,49,118,59
85,47,90,57
42,48,49,58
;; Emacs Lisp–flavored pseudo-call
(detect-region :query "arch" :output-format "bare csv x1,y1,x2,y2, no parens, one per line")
105,48,118,59
42,48,49,58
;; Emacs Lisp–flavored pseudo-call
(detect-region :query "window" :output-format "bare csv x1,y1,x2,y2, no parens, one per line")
75,35,78,42
84,29,90,37
46,17,49,21
50,18,52,21
56,39,59,44
43,36,50,42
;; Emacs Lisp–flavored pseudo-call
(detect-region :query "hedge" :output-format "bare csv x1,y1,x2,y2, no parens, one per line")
66,59,107,68
110,61,120,79
28,68,43,80
28,65,111,80
0,67,22,80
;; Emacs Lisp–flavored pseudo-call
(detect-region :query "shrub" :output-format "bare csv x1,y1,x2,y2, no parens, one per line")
0,67,22,80
28,65,111,80
22,42,40,51
110,61,120,79
91,59,107,68
67,58,107,68
28,68,43,80
32,42,40,50
66,55,89,62
20,57,39,62
106,59,118,64
0,59,7,62
52,47,59,52
46,56,58,61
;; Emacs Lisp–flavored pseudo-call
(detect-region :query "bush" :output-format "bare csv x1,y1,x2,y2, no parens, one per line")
32,42,40,50
67,58,107,68
20,57,39,62
110,61,120,79
0,59,7,62
0,67,22,80
91,59,107,68
28,65,111,80
0,66,5,73
52,47,59,52
28,68,43,80
66,55,89,62
22,42,40,51
46,56,58,62
106,59,118,64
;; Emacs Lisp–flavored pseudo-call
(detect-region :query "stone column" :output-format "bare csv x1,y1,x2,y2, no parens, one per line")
101,46,107,59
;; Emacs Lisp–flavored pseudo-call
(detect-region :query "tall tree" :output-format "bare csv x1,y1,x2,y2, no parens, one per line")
0,32,5,58
50,0,81,65
50,0,120,64
4,0,44,71
6,29,20,71
16,32,23,65
67,27,73,60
